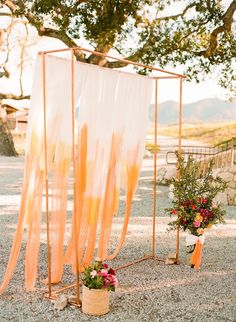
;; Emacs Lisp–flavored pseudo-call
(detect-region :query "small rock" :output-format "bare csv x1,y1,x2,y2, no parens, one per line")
167,252,177,259
214,192,228,205
54,295,68,310
164,167,177,180
144,150,152,158
68,294,78,304
165,253,177,265
219,172,233,182
165,258,176,265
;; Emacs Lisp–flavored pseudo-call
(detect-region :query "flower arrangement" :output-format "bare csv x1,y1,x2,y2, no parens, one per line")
166,155,227,237
82,261,118,292
165,155,227,269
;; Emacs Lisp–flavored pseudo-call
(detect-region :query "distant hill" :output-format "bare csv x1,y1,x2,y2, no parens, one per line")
149,98,236,124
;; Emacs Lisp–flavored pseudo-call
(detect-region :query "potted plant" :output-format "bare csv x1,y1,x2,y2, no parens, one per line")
81,260,118,315
166,155,227,269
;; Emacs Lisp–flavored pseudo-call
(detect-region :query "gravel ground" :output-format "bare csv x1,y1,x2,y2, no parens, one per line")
0,156,235,322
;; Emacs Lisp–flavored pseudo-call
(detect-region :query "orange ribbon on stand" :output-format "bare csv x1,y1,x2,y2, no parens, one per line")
186,234,205,270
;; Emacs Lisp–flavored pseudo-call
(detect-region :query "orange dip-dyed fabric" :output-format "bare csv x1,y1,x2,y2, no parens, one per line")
0,54,153,294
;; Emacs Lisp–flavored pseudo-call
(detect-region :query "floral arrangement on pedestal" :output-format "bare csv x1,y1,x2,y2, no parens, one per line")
81,261,118,316
166,155,227,269
82,260,118,291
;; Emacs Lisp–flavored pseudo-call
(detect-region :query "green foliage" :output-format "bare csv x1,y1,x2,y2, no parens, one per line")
145,142,159,153
82,261,117,292
165,154,227,236
2,0,236,97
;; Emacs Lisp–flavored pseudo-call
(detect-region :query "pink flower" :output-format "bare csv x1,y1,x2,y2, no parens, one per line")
202,198,208,204
103,274,118,288
193,221,201,227
103,274,113,287
112,275,118,287
98,270,108,277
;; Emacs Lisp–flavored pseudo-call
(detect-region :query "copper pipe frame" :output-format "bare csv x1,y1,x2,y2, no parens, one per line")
71,49,81,305
39,46,186,79
176,78,183,264
46,255,166,297
42,54,52,297
39,47,185,301
152,78,158,257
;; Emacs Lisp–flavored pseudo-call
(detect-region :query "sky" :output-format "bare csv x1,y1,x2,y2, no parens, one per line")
0,2,231,106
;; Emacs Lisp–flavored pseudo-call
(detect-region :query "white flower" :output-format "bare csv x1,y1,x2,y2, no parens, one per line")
168,192,174,199
169,184,174,191
212,202,217,208
90,270,97,278
197,179,204,184
95,256,102,262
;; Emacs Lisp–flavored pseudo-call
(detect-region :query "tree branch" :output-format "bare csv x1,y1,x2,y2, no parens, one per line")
102,44,151,69
0,93,30,100
0,16,14,79
155,2,196,22
0,12,11,16
19,22,28,96
38,28,86,62
87,43,112,65
4,0,86,62
198,0,236,58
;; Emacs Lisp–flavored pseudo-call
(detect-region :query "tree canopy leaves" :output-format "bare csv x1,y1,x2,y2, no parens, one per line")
1,0,236,97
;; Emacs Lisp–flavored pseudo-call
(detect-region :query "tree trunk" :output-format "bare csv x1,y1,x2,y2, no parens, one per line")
0,118,18,156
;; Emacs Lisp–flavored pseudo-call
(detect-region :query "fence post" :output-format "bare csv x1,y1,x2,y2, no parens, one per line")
231,138,235,167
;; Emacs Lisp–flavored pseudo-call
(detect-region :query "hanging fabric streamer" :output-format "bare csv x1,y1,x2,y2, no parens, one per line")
0,54,153,293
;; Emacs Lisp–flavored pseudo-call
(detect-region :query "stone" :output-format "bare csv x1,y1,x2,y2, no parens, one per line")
68,295,78,304
229,166,236,174
164,167,177,180
213,169,221,177
165,258,176,265
54,295,68,310
228,181,236,189
165,252,177,265
214,192,228,205
167,252,177,259
156,176,163,183
219,172,233,182
144,149,152,158
227,188,236,202
158,167,167,177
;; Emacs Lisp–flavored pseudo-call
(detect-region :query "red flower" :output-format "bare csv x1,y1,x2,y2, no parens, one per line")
172,209,177,215
191,204,197,210
108,268,115,275
179,218,187,225
103,263,109,269
202,198,208,204
183,200,190,208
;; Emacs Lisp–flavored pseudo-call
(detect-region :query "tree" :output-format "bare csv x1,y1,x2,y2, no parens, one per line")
1,1,235,155
0,0,236,98
0,14,35,155
0,118,17,156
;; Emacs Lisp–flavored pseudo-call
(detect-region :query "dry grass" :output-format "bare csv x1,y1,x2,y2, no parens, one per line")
156,122,236,146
